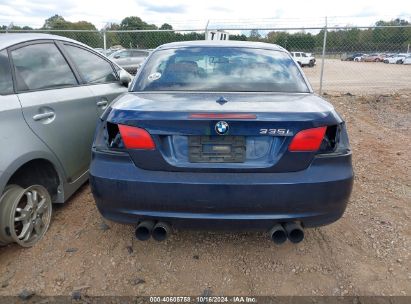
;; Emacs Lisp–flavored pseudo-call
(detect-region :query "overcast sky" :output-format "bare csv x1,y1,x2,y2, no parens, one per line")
0,0,410,29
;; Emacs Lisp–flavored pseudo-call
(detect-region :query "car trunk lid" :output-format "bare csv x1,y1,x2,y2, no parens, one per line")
106,92,337,172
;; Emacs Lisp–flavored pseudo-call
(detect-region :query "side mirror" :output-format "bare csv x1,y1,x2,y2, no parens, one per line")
119,70,132,87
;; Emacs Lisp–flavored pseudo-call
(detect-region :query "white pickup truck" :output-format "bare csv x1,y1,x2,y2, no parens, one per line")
290,52,316,67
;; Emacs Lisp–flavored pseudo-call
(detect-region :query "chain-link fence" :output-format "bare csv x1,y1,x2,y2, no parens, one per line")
1,22,411,94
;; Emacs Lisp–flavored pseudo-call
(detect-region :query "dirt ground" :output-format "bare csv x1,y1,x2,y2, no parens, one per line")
304,59,411,94
0,91,410,297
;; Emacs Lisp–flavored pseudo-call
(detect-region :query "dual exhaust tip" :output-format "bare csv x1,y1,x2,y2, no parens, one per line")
269,222,304,244
135,220,304,244
135,220,170,242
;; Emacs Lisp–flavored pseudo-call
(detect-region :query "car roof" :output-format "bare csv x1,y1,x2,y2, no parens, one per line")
0,33,88,51
156,40,287,52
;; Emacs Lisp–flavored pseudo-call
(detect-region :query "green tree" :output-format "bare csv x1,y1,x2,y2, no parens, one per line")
373,19,410,51
249,29,261,41
119,16,157,48
266,31,290,49
4,16,409,54
160,23,173,30
105,23,122,48
120,16,157,30
43,15,70,30
41,15,102,48
71,21,101,48
230,34,247,41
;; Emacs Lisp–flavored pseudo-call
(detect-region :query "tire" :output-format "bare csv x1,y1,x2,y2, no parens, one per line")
0,184,52,247
309,60,315,67
0,185,19,246
396,60,403,64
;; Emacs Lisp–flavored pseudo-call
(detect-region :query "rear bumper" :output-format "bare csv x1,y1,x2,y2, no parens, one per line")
90,151,353,229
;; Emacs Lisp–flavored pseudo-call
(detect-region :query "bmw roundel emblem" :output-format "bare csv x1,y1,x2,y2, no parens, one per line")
215,121,229,135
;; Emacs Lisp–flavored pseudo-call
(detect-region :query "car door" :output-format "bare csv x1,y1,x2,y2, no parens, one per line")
61,43,127,117
0,49,24,174
10,41,98,182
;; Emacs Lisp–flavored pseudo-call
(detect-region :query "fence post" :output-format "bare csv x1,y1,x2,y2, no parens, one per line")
319,16,327,95
103,29,107,55
205,20,209,40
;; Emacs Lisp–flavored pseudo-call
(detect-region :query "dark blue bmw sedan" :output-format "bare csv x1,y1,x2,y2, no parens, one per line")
90,41,353,244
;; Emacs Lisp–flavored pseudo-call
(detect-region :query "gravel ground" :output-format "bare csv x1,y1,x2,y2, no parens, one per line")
304,59,411,94
0,92,410,297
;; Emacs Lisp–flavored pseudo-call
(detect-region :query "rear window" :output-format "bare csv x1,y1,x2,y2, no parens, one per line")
133,47,309,93
0,50,14,95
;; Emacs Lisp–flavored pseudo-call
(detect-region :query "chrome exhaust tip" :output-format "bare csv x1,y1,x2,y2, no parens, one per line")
268,223,287,245
283,222,304,243
152,222,171,242
135,220,155,241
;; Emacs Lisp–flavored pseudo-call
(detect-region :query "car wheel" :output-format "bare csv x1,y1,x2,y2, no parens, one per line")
396,60,402,64
309,60,314,67
0,184,52,247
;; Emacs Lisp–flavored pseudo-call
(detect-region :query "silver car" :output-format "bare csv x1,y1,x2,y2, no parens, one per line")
0,34,131,247
109,49,150,75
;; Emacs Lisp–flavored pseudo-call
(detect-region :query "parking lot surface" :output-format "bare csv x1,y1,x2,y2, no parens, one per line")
0,73,410,296
305,59,411,94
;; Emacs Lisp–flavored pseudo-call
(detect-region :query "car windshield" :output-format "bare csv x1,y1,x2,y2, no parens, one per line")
133,47,310,93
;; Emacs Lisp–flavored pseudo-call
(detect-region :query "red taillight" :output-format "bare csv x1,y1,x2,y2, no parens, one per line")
288,126,327,152
118,124,155,150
